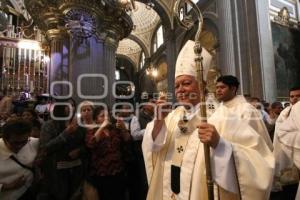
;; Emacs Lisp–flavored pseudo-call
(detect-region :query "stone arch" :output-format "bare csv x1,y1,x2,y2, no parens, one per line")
116,55,136,82
128,34,150,58
179,16,219,51
116,54,136,68
136,0,172,30
203,12,219,38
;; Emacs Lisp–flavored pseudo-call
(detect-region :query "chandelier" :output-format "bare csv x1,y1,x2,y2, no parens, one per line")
146,64,158,78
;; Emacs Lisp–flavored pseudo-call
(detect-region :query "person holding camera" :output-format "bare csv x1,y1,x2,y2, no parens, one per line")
38,98,86,200
85,105,131,200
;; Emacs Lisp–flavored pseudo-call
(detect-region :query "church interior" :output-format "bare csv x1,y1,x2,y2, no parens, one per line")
1,1,300,200
0,0,299,105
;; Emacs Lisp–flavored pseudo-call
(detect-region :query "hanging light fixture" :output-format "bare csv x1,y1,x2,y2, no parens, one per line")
146,63,158,79
151,68,158,77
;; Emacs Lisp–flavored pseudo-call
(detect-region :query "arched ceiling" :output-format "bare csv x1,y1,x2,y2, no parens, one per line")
131,2,160,35
147,0,175,28
117,1,162,68
117,38,142,55
117,38,142,70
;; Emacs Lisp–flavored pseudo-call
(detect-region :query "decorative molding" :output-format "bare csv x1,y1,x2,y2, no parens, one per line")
46,28,68,40
24,0,134,41
272,6,299,28
270,0,297,18
9,0,31,20
269,0,299,27
274,7,290,26
65,8,96,39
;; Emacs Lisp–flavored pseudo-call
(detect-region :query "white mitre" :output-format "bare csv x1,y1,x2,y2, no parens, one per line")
175,40,212,80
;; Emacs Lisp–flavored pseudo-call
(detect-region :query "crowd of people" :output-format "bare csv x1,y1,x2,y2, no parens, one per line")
0,95,154,200
0,40,300,200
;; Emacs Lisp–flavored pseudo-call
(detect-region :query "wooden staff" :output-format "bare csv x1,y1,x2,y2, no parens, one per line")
130,0,136,10
174,1,214,200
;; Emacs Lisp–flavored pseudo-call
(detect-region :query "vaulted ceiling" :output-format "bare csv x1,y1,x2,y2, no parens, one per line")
117,1,161,69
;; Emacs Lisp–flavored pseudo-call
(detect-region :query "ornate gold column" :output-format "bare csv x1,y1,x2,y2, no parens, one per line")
25,0,133,103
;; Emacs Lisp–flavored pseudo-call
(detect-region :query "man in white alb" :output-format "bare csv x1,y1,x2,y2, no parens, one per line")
215,75,273,150
272,86,300,200
274,100,300,199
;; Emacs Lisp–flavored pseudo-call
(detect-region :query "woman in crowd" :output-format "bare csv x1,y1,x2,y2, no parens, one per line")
85,105,132,200
79,101,95,127
38,98,87,200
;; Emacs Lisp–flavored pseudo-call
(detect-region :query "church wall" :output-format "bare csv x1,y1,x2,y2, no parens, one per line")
271,23,300,99
269,0,300,100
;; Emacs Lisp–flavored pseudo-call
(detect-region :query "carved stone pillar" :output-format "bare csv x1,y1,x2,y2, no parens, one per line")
25,0,133,104
216,0,276,101
103,34,118,108
217,0,236,76
165,31,177,103
47,29,69,96
69,35,105,103
254,0,276,101
66,8,132,104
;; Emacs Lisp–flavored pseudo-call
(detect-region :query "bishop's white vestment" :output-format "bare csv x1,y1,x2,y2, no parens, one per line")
142,105,274,200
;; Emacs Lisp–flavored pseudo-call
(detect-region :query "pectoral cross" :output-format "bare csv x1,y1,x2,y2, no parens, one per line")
178,110,188,134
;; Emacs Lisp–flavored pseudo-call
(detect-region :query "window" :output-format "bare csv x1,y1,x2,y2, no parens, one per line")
153,25,164,53
115,70,120,80
139,51,145,70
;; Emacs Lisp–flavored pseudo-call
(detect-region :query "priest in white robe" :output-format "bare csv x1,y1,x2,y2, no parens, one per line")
272,87,300,199
275,101,300,199
215,75,273,151
142,40,274,200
